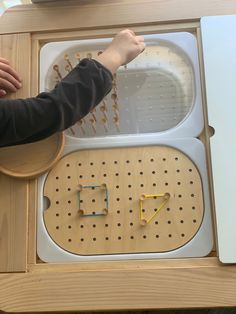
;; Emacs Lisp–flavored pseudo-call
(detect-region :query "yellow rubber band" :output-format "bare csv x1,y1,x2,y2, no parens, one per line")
140,192,170,225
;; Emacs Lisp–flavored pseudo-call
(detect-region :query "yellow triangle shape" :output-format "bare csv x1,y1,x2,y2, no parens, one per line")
139,192,170,226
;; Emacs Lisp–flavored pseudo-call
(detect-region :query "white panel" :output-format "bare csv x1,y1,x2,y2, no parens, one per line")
201,15,236,263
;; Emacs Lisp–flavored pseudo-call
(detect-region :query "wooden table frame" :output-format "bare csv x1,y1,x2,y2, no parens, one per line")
0,1,236,312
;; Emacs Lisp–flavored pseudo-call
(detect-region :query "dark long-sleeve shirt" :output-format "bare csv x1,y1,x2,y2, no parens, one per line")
0,58,113,147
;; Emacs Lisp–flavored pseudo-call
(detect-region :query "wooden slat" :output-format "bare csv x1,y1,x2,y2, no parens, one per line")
27,180,37,265
1,258,236,312
0,174,28,272
32,22,199,44
1,0,236,34
0,34,32,272
29,257,220,273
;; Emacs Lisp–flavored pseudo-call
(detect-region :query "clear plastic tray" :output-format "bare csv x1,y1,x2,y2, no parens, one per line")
40,32,203,139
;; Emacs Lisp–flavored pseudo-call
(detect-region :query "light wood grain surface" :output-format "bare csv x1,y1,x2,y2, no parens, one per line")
1,258,236,312
1,0,236,35
12,310,236,314
0,173,28,272
4,309,236,314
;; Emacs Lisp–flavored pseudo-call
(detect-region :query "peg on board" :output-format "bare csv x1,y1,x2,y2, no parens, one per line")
77,119,85,135
89,118,96,134
87,52,92,59
113,115,120,132
53,64,62,80
101,117,108,132
64,53,73,71
75,52,81,63
90,108,97,122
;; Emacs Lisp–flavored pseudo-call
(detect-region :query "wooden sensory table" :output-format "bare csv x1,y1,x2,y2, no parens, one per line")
1,0,236,312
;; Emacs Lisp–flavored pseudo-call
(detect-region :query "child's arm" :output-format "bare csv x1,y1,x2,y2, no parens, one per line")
0,30,145,147
0,59,112,147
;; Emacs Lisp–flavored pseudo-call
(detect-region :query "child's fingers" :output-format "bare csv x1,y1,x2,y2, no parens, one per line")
0,77,18,93
0,57,10,65
0,62,22,84
0,68,22,90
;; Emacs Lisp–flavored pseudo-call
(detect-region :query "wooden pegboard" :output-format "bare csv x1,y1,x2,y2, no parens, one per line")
43,146,204,255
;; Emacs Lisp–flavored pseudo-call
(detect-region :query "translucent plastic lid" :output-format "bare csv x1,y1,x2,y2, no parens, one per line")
40,32,203,139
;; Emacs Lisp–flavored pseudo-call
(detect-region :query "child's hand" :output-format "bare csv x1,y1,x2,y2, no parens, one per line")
0,57,22,97
97,29,145,74
105,29,145,65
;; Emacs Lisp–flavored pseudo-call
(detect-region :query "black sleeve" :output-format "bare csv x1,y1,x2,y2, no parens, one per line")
0,58,113,147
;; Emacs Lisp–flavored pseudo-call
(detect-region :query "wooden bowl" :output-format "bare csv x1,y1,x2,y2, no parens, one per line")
0,132,65,179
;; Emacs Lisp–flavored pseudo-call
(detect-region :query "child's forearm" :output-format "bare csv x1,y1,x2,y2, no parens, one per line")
0,59,112,147
96,51,121,75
